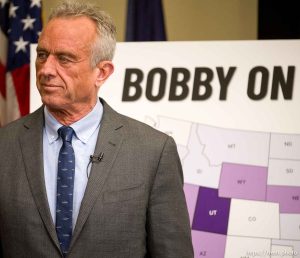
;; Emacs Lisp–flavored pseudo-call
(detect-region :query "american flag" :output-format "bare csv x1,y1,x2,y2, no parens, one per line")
0,0,42,126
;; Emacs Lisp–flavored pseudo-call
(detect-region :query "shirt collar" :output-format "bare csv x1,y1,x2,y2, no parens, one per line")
44,99,103,144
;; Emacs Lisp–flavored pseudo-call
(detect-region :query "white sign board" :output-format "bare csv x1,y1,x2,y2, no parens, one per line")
31,41,300,133
30,41,300,258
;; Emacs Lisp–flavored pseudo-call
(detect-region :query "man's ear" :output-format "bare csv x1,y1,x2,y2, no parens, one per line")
95,61,114,88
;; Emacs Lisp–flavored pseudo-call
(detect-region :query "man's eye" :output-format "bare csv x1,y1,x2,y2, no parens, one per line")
37,52,47,61
58,55,70,64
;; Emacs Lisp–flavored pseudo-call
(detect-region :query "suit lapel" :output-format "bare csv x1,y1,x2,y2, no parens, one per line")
19,107,61,251
70,100,124,249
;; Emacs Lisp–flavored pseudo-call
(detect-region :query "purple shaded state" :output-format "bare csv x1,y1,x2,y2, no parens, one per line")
219,162,268,201
183,184,199,226
267,185,300,213
192,230,226,258
192,187,231,235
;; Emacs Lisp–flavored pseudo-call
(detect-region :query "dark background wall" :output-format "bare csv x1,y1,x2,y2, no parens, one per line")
259,0,300,39
44,0,300,41
43,0,258,41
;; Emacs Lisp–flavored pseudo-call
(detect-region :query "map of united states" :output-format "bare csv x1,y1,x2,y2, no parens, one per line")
148,116,300,258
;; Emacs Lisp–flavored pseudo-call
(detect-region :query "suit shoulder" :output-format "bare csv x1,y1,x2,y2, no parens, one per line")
101,100,171,148
0,116,26,137
118,113,172,148
0,108,43,139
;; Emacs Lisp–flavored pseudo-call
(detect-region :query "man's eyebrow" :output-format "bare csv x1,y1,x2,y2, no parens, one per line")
36,46,48,52
36,47,77,59
55,51,77,59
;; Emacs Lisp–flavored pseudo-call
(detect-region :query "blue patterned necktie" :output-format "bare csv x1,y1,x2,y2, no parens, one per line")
56,126,75,256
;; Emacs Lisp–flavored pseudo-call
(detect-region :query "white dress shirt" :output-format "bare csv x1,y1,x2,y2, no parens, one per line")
43,100,103,229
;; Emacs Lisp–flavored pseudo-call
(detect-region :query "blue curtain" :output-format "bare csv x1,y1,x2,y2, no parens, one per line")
126,0,167,41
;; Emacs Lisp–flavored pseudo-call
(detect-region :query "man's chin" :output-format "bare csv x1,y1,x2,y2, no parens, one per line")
41,96,64,110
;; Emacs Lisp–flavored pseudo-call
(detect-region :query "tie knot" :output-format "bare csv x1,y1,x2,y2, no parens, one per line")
58,126,74,143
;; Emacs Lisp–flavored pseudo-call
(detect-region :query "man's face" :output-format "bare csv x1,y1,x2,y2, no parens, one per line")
36,17,100,112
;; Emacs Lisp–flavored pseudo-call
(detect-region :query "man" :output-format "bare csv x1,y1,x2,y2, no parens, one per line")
0,1,193,257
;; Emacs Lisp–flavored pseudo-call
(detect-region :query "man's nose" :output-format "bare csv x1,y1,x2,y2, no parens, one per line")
38,55,57,79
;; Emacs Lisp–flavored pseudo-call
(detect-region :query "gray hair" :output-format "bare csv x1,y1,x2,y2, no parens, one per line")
49,1,116,67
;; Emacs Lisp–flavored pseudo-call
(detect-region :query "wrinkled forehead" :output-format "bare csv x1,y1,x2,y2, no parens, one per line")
38,16,97,53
